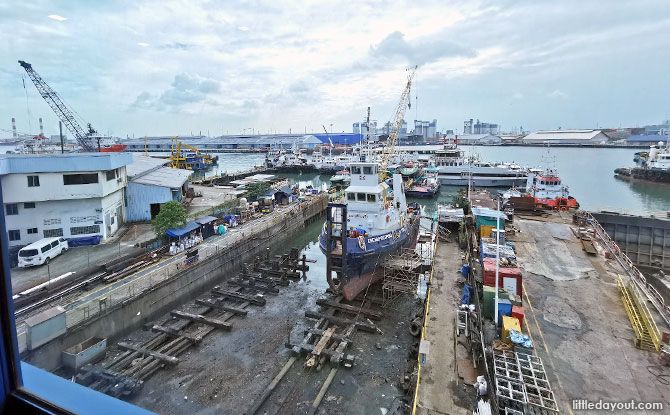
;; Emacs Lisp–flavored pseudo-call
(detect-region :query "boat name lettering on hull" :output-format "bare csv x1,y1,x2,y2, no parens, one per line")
367,231,400,244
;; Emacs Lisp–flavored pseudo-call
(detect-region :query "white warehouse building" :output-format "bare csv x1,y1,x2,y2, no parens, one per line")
0,152,132,248
522,129,609,145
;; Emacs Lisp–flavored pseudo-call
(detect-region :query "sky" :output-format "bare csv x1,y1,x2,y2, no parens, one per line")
1,0,669,138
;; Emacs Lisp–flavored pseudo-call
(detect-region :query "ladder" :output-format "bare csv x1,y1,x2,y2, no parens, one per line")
325,203,347,292
617,276,661,351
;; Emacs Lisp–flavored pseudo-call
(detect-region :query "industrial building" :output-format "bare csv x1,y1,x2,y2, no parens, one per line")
464,119,499,135
125,155,192,222
626,134,670,146
0,152,132,247
124,135,324,152
521,129,609,145
456,134,502,145
413,119,437,139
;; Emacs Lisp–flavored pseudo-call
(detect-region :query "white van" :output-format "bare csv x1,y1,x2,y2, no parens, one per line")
18,237,69,268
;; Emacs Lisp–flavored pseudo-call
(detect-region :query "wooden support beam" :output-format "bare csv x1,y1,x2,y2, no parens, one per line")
151,324,202,343
304,311,378,333
195,299,248,316
228,279,279,294
303,328,351,343
117,342,179,365
212,288,266,305
170,310,232,330
316,298,383,320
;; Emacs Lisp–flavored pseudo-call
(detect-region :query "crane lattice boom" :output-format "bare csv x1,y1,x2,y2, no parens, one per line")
379,66,417,178
18,60,97,152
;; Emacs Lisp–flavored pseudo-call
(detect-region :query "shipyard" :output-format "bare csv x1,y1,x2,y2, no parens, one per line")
1,2,670,415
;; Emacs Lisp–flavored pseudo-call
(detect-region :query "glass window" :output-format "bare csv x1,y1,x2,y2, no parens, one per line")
351,166,361,174
27,175,40,187
367,194,376,202
24,202,35,209
347,193,356,201
44,228,64,238
27,227,38,234
63,173,99,185
106,169,117,181
41,245,49,253
70,225,101,235
5,203,18,215
8,229,20,241
50,241,59,248
363,166,372,174
19,249,38,257
357,193,366,201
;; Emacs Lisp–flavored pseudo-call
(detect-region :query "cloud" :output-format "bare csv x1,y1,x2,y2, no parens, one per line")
370,31,476,64
547,89,567,99
47,14,67,22
132,73,222,110
137,42,150,47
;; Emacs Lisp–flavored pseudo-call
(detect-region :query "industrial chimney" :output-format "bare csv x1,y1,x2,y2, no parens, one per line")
11,118,17,138
39,117,43,136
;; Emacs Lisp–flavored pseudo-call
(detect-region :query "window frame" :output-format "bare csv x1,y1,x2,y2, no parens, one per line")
27,228,37,235
23,203,35,209
7,231,20,242
27,176,40,188
63,173,99,186
5,205,17,216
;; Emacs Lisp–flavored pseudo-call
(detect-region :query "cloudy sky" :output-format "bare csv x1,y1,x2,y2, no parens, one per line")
1,0,669,138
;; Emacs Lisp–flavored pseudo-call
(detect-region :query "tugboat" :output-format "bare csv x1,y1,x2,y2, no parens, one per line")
504,169,579,210
319,162,420,300
614,140,670,183
405,172,440,198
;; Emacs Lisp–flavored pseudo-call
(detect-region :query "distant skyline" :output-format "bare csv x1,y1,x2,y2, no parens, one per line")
1,0,669,138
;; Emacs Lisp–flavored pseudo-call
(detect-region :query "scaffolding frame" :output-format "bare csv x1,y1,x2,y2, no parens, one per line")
380,248,423,307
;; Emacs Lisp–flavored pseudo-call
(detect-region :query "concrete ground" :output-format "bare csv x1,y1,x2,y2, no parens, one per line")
187,185,239,216
10,223,154,294
512,214,670,415
415,240,475,415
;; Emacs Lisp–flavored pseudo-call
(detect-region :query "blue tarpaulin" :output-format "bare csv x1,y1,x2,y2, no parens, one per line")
166,221,200,238
460,283,472,305
67,235,102,247
195,216,217,225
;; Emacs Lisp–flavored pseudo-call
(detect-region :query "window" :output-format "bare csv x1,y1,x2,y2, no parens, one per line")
41,245,49,253
347,193,356,201
50,241,59,249
357,193,366,201
363,166,372,174
43,228,64,238
106,169,117,181
70,225,101,235
351,166,361,174
8,230,20,241
5,204,18,215
367,194,376,202
63,173,99,185
24,202,35,209
27,175,40,187
27,228,38,234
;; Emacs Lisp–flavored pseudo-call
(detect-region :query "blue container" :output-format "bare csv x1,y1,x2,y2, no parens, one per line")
461,264,471,278
497,299,513,325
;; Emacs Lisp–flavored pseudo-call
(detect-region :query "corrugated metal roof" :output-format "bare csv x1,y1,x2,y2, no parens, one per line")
523,130,606,141
124,135,323,146
627,134,669,142
166,221,200,238
126,154,168,178
25,306,65,327
131,166,191,188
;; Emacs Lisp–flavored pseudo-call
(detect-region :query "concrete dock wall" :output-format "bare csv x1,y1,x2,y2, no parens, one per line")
25,195,328,371
591,211,670,271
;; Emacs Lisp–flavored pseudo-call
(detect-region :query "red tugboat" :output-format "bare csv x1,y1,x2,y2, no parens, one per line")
503,168,579,211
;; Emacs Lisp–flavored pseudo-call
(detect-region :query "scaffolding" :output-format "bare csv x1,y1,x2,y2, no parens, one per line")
380,248,423,306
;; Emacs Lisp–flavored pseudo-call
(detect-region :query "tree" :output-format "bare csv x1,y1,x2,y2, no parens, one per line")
152,201,187,238
244,181,272,201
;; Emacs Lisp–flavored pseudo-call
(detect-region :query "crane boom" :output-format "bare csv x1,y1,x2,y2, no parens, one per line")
379,66,417,179
18,60,97,152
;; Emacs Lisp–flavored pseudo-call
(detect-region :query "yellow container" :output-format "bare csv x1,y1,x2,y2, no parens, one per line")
502,315,521,343
480,225,494,238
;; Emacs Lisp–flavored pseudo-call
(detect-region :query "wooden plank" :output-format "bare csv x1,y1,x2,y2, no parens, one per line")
316,298,382,320
212,288,266,305
117,342,179,365
228,279,280,294
170,310,232,330
304,310,377,333
151,324,202,343
303,328,351,343
195,299,248,316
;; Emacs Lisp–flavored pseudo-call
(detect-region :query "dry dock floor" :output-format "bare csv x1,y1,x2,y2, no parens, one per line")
512,214,670,414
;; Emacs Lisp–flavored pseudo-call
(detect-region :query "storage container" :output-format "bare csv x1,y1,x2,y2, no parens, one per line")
502,316,521,343
497,299,512,325
25,306,66,350
512,306,525,329
62,337,107,370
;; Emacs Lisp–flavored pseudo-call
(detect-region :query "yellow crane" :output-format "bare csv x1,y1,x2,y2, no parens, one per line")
379,66,417,180
169,137,217,170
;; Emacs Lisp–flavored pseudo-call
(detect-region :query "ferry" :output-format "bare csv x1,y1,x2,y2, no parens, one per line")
433,145,529,187
320,162,420,300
